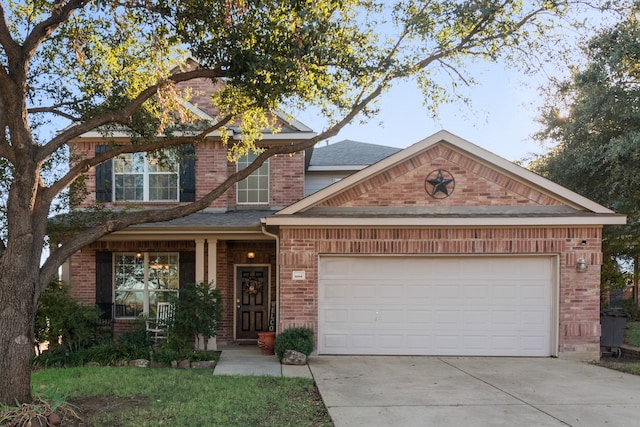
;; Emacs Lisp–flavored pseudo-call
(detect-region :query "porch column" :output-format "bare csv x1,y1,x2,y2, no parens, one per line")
202,239,218,351
195,238,205,283
206,238,217,287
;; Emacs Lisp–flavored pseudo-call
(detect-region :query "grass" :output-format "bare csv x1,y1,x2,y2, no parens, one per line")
23,367,332,426
596,321,640,376
625,321,640,347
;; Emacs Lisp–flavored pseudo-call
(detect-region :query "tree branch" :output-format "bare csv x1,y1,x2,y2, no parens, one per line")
40,80,386,282
28,107,78,122
0,4,22,66
37,68,227,162
22,0,89,59
39,114,233,206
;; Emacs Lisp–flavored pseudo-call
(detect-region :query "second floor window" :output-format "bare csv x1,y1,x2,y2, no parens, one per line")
237,152,269,204
114,151,179,201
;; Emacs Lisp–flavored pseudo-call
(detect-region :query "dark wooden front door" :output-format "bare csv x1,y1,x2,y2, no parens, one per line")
236,265,269,340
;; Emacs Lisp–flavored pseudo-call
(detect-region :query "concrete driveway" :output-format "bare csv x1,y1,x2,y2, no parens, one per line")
309,357,640,427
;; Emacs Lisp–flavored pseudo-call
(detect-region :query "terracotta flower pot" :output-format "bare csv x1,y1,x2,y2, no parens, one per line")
257,331,276,355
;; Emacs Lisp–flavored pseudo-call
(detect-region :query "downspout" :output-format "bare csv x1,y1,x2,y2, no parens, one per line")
261,219,280,334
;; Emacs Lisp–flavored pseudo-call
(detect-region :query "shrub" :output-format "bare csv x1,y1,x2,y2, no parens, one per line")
167,282,222,343
274,327,314,361
35,279,101,353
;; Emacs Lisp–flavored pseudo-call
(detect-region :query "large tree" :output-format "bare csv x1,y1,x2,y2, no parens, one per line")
530,7,640,305
0,0,599,404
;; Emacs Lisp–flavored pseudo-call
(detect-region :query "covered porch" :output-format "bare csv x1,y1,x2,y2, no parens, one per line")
63,210,279,348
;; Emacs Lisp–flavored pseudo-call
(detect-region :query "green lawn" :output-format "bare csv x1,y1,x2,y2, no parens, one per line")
625,321,640,347
21,367,332,426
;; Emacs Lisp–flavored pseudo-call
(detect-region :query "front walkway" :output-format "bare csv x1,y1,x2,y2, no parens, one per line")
213,344,312,378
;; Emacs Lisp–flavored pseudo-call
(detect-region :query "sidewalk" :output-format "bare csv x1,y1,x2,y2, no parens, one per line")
213,344,313,378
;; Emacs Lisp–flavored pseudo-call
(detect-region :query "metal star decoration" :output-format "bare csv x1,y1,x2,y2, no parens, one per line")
425,169,455,198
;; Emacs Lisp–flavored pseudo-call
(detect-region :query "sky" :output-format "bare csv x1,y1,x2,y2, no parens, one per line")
293,5,624,164
296,61,547,163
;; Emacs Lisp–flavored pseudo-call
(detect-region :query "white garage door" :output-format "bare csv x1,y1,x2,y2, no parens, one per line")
318,255,556,356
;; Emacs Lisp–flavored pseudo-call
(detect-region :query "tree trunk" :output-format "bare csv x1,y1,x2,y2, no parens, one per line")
0,263,37,404
0,144,48,405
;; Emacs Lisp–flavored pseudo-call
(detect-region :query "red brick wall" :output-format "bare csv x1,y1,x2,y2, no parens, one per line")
320,144,563,207
69,250,96,304
71,139,306,210
224,151,305,208
278,226,603,358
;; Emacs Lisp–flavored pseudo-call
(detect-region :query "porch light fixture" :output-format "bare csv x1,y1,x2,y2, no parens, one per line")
247,251,256,260
576,258,588,273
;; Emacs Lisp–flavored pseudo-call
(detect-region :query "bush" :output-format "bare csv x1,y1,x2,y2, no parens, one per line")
167,282,222,343
35,279,101,353
274,327,314,361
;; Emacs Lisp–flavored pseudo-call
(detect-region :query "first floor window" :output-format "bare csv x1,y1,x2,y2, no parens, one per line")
113,252,179,318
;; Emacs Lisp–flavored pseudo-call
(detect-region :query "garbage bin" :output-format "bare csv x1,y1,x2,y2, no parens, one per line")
600,310,629,357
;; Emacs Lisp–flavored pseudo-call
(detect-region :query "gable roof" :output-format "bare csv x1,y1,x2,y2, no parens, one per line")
309,140,401,170
267,130,626,227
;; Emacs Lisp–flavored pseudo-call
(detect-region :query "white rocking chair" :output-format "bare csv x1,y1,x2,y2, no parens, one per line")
146,302,174,343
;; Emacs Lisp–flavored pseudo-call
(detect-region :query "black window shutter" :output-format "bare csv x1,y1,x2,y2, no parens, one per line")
179,251,196,289
95,251,113,304
179,144,196,202
95,145,113,202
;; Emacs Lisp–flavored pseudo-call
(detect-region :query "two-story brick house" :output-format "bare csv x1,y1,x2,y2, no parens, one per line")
63,79,625,359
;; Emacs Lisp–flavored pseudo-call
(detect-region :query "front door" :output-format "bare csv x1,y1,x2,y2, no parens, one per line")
236,265,269,340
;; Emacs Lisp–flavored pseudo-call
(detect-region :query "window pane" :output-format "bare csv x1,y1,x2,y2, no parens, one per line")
258,188,268,203
114,174,143,201
247,176,259,189
258,176,268,189
114,153,145,173
148,253,179,290
115,291,143,317
149,174,178,201
114,254,144,290
148,150,178,173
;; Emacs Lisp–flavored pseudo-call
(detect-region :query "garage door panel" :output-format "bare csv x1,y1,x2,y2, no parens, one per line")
520,310,549,328
322,308,349,323
463,310,492,328
319,256,555,356
323,333,348,350
406,309,433,325
352,334,376,350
